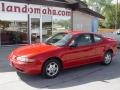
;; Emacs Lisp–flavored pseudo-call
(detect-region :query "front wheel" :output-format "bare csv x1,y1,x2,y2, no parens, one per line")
42,59,61,78
102,52,113,65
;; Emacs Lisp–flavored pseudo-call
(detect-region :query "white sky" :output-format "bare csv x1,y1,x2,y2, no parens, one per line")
112,0,120,4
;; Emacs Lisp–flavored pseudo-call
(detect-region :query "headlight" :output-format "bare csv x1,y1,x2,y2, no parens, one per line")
16,56,34,62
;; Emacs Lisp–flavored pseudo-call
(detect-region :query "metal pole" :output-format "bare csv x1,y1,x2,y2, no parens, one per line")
0,29,1,47
40,6,43,43
115,0,118,30
117,0,118,29
28,13,32,44
26,0,31,44
52,14,53,35
71,10,73,31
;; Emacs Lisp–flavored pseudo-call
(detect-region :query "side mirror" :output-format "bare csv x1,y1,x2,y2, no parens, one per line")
69,41,77,48
117,33,120,35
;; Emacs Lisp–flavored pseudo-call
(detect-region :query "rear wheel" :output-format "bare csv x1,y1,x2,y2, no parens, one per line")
42,59,61,78
102,52,113,65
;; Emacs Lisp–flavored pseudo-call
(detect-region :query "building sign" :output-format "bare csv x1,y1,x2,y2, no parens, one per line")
0,1,71,16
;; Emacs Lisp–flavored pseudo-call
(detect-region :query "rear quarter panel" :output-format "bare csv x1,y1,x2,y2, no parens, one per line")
103,37,117,56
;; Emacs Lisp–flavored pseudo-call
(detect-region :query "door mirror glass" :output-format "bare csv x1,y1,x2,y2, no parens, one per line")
117,32,120,35
69,40,77,47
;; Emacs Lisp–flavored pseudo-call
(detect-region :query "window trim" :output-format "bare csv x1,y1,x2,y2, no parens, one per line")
75,34,93,47
92,34,103,44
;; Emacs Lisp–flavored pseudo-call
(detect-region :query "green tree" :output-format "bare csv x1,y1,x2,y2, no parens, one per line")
54,19,71,29
83,0,120,29
83,0,113,13
102,4,120,29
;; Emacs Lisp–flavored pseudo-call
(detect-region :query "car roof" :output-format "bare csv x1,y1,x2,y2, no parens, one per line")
65,30,94,35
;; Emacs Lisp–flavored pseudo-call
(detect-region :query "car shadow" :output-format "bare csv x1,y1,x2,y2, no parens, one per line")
18,55,120,89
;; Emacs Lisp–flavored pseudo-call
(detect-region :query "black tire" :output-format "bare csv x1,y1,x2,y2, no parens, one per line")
42,59,61,78
102,52,113,65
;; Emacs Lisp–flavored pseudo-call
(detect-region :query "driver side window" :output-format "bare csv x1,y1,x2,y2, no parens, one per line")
75,34,92,46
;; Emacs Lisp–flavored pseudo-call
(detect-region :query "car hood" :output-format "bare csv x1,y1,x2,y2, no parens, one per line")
12,43,59,57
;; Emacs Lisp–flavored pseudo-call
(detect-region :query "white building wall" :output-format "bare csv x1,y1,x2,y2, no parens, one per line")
73,11,94,32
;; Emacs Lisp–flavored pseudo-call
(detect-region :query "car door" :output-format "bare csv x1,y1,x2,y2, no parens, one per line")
90,34,105,62
62,34,96,68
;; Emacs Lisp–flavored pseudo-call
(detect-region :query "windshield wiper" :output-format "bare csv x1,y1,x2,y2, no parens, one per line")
45,42,53,45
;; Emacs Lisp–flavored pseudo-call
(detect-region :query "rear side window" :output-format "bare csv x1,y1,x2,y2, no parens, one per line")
94,35,102,43
75,34,92,46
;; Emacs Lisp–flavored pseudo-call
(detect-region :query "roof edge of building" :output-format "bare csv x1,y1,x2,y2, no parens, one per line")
1,0,105,19
79,8,105,19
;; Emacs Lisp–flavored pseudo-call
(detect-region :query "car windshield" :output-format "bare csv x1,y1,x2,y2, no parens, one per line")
45,32,73,46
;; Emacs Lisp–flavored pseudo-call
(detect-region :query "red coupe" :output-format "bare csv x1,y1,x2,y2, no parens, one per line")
8,31,117,78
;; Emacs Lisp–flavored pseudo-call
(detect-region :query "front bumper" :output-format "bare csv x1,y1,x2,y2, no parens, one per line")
9,56,42,75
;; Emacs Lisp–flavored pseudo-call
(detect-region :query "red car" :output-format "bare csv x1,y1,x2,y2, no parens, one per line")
8,31,117,78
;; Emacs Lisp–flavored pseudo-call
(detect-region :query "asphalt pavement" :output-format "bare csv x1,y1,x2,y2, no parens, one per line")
0,46,120,90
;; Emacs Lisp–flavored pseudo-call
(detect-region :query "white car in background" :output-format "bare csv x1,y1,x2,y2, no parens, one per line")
103,29,120,47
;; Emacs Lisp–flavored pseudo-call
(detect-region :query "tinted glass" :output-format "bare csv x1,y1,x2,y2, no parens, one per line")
45,33,72,46
75,34,92,46
94,35,102,43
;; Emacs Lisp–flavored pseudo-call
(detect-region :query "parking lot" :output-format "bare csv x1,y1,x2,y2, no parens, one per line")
0,46,120,90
